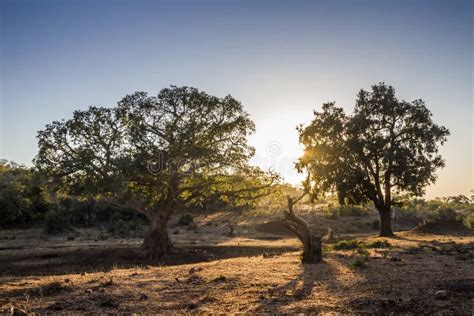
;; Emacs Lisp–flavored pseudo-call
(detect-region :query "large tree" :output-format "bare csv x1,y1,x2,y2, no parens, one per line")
297,83,449,236
35,86,276,258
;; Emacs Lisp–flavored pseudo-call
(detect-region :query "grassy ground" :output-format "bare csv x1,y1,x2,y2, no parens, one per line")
1,208,473,314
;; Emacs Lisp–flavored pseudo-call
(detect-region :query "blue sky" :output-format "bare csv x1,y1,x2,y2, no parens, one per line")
1,0,472,198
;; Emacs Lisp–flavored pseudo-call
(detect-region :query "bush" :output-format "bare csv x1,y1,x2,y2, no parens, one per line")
416,208,471,234
351,253,369,268
333,239,363,250
399,198,434,219
355,247,370,256
339,205,370,216
107,213,147,238
94,200,129,222
366,240,392,249
432,206,458,221
68,198,147,229
350,248,370,268
463,213,474,229
322,204,370,219
177,213,194,226
256,183,307,212
331,239,391,251
322,206,340,219
107,219,130,237
397,199,472,230
70,199,96,226
44,208,73,234
98,232,109,240
0,162,49,227
399,197,473,224
371,220,380,230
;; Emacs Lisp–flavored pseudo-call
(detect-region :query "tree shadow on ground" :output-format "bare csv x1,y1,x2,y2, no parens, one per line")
253,257,355,314
0,244,299,277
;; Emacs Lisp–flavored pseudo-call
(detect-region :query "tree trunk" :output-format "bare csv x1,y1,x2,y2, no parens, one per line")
378,208,394,237
142,215,173,259
337,193,346,205
284,197,323,263
301,233,323,263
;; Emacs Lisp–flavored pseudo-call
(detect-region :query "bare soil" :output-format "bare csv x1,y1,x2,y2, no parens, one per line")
1,208,473,314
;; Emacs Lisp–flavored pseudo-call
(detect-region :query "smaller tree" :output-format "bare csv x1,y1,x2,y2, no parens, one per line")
297,83,449,236
283,194,323,263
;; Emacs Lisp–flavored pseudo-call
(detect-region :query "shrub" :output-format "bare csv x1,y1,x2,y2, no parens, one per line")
399,198,432,219
400,197,473,219
421,205,471,228
256,183,306,212
322,204,370,219
70,199,96,226
323,244,334,252
397,199,471,226
0,162,49,226
351,253,369,268
366,240,392,249
463,213,474,229
177,213,194,226
107,219,130,237
322,206,340,219
333,239,363,250
433,206,458,221
416,207,471,234
339,205,370,216
332,239,391,252
355,247,370,256
44,208,73,234
98,232,109,240
349,247,370,268
107,213,147,238
371,220,380,230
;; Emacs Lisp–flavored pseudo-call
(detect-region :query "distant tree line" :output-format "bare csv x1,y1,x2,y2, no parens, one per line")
0,160,276,229
0,160,48,226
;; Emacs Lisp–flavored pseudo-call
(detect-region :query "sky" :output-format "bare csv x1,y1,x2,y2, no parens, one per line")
0,0,472,199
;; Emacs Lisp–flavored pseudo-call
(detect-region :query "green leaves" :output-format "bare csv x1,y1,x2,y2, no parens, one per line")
298,83,449,208
35,106,125,196
35,86,274,217
0,161,49,226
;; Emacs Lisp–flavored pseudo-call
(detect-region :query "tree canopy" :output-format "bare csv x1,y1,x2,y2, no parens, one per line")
35,86,277,258
297,83,449,236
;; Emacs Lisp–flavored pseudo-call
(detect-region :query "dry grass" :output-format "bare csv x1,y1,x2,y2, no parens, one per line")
0,209,473,314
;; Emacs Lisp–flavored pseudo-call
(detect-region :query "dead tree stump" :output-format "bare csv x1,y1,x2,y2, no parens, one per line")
283,196,323,263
